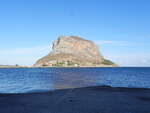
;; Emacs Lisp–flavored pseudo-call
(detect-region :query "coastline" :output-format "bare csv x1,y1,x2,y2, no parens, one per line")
0,66,30,68
1,66,150,69
0,86,150,113
0,65,118,68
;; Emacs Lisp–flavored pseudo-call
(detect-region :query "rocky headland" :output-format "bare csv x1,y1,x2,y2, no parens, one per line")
34,36,117,67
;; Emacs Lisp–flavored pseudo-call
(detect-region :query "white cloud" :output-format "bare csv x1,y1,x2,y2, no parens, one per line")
0,40,149,67
95,40,150,66
0,45,51,66
0,45,50,55
95,40,121,45
104,53,150,67
94,40,148,46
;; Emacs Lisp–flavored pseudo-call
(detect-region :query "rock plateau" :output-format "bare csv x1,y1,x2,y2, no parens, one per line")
34,36,116,67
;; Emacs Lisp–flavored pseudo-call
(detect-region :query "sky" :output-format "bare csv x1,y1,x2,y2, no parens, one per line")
0,0,150,66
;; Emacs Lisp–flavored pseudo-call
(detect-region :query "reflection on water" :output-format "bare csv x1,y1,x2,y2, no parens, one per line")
52,68,97,89
0,67,150,93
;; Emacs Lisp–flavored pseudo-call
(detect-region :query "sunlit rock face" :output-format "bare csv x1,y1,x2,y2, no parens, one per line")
34,36,116,67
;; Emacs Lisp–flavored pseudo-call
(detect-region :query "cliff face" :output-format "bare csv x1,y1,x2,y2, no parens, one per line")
34,36,116,67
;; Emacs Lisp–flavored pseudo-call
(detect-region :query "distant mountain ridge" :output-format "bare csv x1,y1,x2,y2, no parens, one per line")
0,65,19,68
34,36,117,67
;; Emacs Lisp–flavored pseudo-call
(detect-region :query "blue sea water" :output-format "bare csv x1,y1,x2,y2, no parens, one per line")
0,67,150,93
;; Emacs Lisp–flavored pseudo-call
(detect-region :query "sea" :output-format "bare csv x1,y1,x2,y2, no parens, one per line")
0,67,150,93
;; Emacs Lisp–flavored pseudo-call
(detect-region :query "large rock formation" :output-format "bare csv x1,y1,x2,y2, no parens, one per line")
34,36,116,67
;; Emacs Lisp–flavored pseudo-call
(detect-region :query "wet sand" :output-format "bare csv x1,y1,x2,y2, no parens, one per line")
0,86,150,113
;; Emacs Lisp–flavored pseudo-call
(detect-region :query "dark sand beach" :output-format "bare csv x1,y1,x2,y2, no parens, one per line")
0,86,150,113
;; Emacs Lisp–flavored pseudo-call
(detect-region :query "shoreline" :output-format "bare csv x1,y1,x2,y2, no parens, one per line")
0,66,150,69
0,86,150,113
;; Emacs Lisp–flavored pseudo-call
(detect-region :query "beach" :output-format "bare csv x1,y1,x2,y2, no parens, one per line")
0,86,150,113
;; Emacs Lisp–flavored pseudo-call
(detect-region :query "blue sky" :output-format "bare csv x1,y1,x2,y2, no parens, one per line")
0,0,150,66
